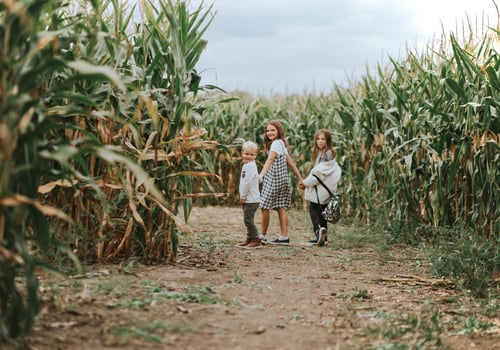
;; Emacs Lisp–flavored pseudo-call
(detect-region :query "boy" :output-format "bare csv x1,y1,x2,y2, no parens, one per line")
236,141,262,248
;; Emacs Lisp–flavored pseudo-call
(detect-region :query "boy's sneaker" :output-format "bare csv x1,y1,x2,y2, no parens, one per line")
317,227,327,247
269,237,290,245
259,234,267,244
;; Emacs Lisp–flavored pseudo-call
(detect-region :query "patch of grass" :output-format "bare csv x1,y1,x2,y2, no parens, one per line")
361,308,446,350
43,281,63,296
225,274,264,291
96,278,130,297
339,287,371,301
479,297,500,317
128,319,193,333
110,320,186,344
288,313,304,321
336,225,385,250
146,284,222,305
276,246,297,257
69,280,83,294
147,285,167,294
163,285,220,304
111,326,163,344
368,344,409,350
335,255,355,267
376,240,391,262
455,317,494,335
118,257,144,275
39,280,68,310
194,233,224,254
337,228,370,249
107,298,148,309
427,228,500,297
233,272,244,284
352,287,370,300
162,321,194,333
140,280,157,288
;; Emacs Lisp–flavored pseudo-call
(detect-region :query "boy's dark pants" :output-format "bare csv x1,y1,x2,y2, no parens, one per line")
242,202,259,239
309,202,327,237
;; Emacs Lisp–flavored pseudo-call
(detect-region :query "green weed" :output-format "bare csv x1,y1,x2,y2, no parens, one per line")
233,272,244,284
288,314,304,321
107,298,148,309
339,287,371,300
96,278,130,297
164,285,220,304
111,323,164,344
456,317,494,335
428,228,500,297
363,309,446,350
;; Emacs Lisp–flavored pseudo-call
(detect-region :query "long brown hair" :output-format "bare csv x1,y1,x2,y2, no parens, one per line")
312,129,337,160
263,120,288,152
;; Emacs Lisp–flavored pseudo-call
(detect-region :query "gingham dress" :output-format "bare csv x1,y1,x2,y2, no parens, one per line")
259,140,291,210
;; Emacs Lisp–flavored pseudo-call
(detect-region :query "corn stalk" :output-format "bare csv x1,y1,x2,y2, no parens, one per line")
1,0,221,342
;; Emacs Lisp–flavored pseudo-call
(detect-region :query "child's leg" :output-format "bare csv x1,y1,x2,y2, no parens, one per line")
243,203,259,239
308,202,323,237
318,203,328,232
277,208,288,237
261,208,270,236
307,202,329,245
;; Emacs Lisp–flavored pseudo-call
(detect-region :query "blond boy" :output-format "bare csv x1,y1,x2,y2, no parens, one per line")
237,141,261,248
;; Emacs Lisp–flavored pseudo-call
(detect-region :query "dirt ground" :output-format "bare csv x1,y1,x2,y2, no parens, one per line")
24,206,499,350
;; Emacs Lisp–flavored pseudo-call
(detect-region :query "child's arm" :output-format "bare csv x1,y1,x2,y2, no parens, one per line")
259,151,277,180
302,171,320,188
286,154,303,182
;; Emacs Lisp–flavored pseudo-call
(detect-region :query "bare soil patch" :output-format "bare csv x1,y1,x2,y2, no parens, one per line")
25,206,499,350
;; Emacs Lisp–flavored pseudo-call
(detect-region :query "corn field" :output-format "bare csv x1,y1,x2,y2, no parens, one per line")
1,0,499,344
200,25,500,241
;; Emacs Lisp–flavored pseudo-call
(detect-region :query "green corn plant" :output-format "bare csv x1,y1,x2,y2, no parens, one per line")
0,0,75,341
1,0,222,343
34,0,222,264
112,0,222,262
0,0,142,341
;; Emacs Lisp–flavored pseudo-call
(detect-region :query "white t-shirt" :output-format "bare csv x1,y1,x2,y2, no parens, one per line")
270,139,288,156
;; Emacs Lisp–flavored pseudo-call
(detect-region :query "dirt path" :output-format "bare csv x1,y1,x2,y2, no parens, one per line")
26,206,499,350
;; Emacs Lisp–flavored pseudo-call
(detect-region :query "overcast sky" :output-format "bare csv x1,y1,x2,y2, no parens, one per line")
189,0,498,96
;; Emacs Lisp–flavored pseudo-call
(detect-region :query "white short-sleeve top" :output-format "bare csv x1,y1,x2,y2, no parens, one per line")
270,139,288,156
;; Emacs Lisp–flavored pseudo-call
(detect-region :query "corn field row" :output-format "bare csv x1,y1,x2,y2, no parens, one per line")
0,0,499,344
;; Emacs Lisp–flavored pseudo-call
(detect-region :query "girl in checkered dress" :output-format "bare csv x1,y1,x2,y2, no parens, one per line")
259,121,303,245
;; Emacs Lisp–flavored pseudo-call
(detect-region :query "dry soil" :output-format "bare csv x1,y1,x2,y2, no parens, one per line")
24,206,500,350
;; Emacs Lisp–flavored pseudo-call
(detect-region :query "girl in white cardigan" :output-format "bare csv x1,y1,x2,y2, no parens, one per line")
299,129,341,246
